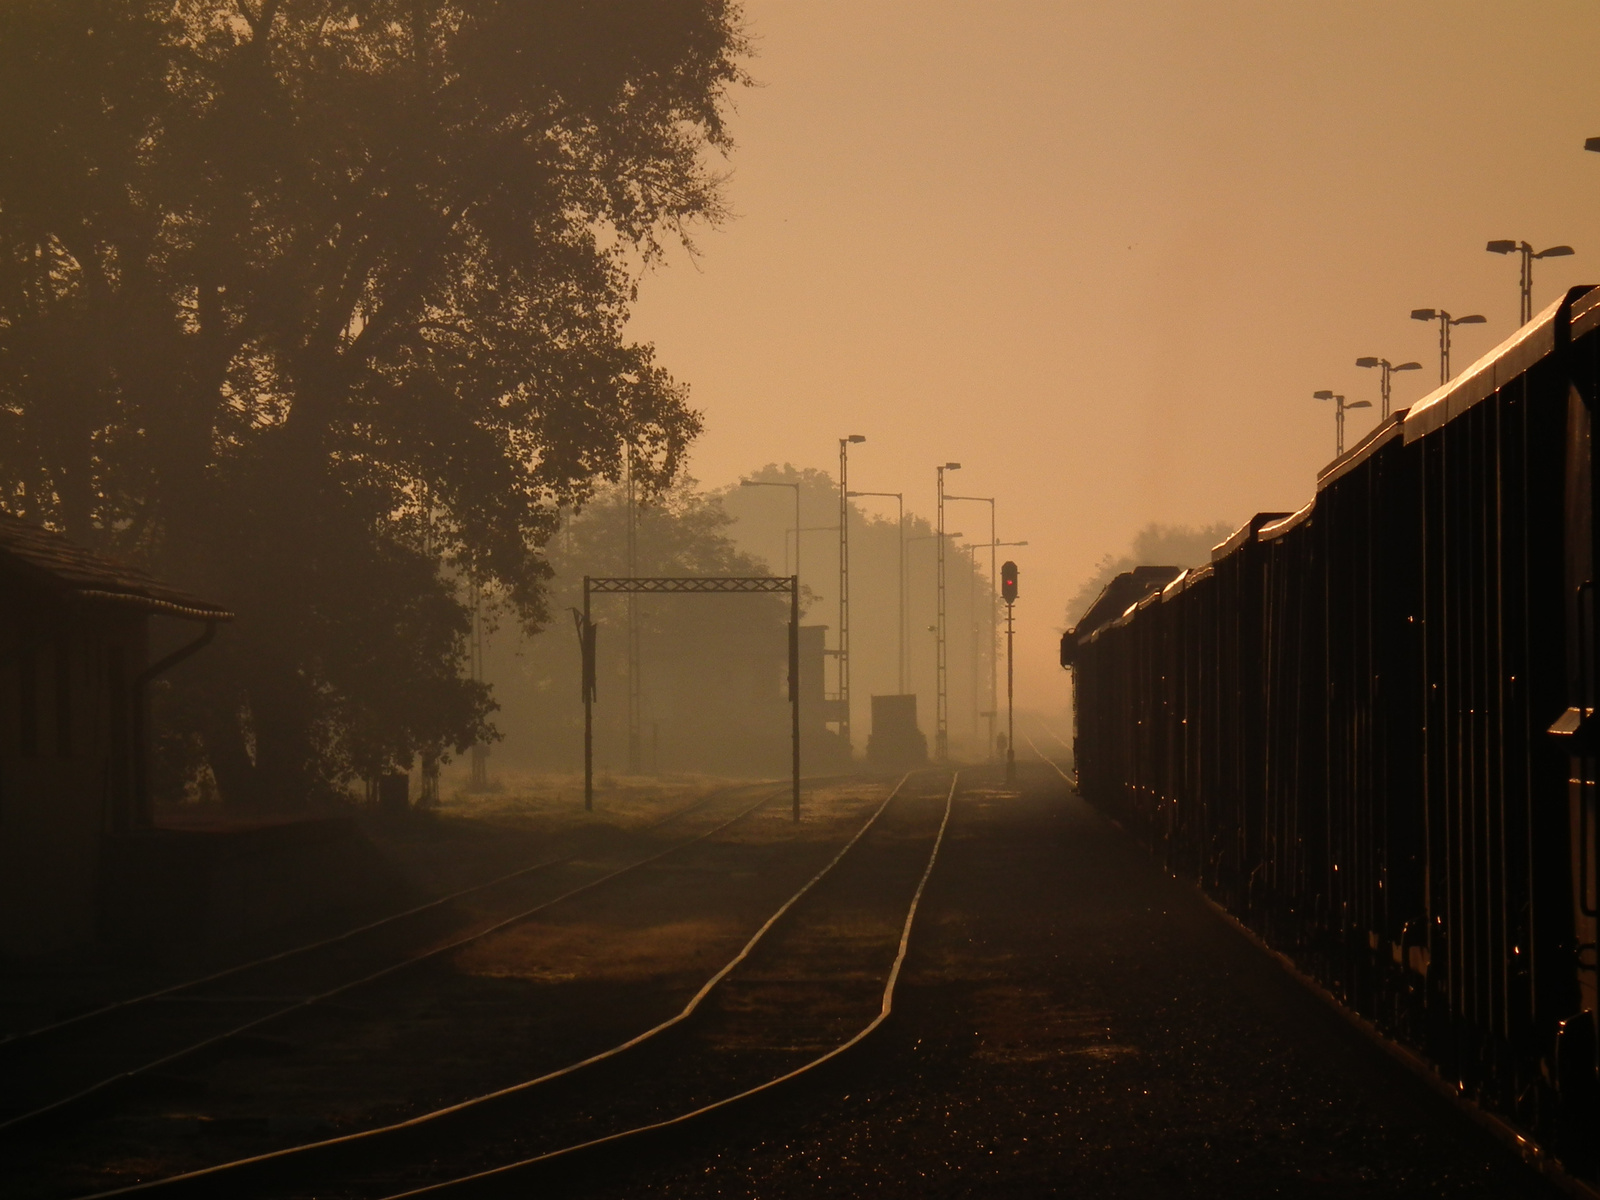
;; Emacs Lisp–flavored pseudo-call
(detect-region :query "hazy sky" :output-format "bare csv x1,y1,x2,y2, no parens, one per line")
626,0,1600,720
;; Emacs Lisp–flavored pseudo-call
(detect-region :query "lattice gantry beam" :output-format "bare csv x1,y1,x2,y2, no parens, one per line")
587,576,794,594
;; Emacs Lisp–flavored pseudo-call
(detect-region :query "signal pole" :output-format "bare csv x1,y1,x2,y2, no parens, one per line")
1001,560,1018,786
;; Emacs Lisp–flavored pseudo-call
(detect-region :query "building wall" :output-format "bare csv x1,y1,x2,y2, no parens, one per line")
0,577,145,957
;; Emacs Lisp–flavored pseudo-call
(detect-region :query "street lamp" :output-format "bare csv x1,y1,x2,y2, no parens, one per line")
740,479,802,585
1409,308,1487,385
947,494,996,757
1486,240,1574,325
847,489,906,694
1354,357,1423,419
785,526,839,574
935,462,960,763
1313,390,1372,457
837,435,866,752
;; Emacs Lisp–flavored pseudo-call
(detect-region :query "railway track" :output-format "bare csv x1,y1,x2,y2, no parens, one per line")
1,782,758,1055
1,778,802,1146
53,768,958,1199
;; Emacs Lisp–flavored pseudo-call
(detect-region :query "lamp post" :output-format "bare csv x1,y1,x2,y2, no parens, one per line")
1313,390,1372,457
1410,308,1487,385
740,479,802,583
935,463,960,762
847,489,906,694
785,526,840,574
947,494,996,756
1487,240,1574,325
1354,357,1423,420
837,435,866,752
909,529,961,710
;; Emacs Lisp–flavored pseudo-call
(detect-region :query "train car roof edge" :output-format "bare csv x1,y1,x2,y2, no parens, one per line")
1402,286,1595,443
1259,500,1314,542
1316,413,1407,490
1211,511,1294,562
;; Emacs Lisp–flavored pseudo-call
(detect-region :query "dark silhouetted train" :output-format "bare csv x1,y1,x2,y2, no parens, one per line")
1063,287,1600,1177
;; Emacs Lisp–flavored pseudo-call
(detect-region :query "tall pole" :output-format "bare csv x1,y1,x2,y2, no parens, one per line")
837,437,864,750
469,582,489,790
625,446,640,774
739,477,803,600
899,496,906,695
790,574,800,821
847,490,906,694
582,578,594,811
935,464,958,762
1005,598,1015,786
1412,309,1485,387
839,439,848,750
948,494,999,757
1520,244,1532,325
985,503,997,759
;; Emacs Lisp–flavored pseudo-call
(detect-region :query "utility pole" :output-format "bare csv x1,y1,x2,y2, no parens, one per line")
1001,560,1018,786
838,435,865,751
935,462,960,762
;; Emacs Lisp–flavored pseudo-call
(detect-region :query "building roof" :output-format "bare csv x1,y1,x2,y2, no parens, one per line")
0,513,233,621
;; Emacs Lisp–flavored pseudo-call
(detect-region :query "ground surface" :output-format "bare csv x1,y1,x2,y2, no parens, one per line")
564,761,1559,1199
2,765,1567,1199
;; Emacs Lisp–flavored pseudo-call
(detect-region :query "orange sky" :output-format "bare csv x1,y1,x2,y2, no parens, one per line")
626,0,1600,723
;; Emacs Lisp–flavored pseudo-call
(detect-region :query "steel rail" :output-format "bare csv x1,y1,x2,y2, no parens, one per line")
379,771,960,1200
4,783,794,1136
78,772,919,1199
1,783,759,1052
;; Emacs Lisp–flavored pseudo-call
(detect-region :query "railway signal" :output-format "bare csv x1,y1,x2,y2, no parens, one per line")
1001,560,1018,786
1409,308,1486,385
1354,357,1422,420
1487,240,1574,326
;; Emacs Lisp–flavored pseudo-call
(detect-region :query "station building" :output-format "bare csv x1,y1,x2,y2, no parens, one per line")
0,514,230,957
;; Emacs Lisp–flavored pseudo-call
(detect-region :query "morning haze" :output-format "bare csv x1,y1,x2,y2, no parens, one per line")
5,4,1598,1195
624,0,1600,720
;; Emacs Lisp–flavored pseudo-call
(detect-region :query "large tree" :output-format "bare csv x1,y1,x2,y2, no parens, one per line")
0,0,746,803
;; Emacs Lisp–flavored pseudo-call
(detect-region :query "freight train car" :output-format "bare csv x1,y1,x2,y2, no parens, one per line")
1063,287,1600,1178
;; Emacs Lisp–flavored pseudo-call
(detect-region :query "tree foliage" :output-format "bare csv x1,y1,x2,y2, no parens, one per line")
1065,521,1235,628
0,0,747,803
485,480,791,774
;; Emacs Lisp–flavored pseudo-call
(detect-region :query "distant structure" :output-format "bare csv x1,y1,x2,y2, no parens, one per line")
866,694,927,769
0,514,231,956
798,625,851,771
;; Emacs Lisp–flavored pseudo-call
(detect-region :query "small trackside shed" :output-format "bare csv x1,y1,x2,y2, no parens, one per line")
0,514,231,957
